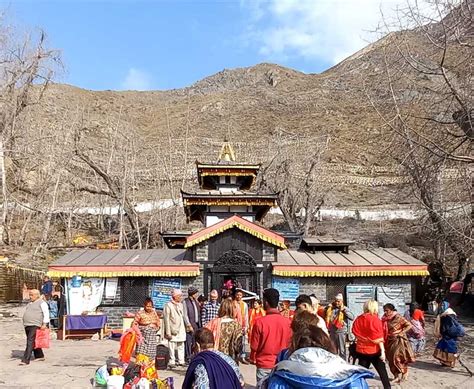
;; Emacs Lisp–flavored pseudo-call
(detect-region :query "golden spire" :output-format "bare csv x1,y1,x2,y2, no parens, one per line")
218,139,236,162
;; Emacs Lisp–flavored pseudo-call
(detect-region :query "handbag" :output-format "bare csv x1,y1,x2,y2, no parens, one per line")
35,328,50,349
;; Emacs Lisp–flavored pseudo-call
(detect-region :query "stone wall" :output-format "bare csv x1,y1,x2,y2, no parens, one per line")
100,305,140,328
273,276,415,307
98,275,203,328
298,277,327,302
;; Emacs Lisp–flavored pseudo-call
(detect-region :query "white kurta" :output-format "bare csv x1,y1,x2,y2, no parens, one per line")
163,301,186,342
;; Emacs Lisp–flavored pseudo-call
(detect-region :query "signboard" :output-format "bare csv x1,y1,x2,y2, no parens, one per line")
105,278,119,299
67,277,105,315
346,285,376,320
272,277,300,301
151,278,182,309
346,285,376,341
376,286,407,316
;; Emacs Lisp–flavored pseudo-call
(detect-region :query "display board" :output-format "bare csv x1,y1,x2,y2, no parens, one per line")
105,278,118,299
151,278,182,309
376,286,407,316
67,277,105,315
346,285,376,319
272,277,300,301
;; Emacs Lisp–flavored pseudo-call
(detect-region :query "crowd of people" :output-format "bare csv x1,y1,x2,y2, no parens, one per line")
19,279,466,389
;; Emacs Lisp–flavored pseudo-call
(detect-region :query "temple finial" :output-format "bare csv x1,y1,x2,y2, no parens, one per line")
218,140,236,162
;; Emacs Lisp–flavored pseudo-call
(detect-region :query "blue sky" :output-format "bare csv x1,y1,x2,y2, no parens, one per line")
3,0,409,91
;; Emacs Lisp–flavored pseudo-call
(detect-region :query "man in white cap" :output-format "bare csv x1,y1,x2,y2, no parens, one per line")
201,289,220,326
163,289,186,368
324,293,354,361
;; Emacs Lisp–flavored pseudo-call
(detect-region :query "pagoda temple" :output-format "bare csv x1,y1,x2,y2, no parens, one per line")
181,141,279,226
49,141,429,328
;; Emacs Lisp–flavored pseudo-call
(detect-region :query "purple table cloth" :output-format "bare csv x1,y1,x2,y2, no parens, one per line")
65,315,107,330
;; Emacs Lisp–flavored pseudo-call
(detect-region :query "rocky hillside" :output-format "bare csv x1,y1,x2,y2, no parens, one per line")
10,3,472,213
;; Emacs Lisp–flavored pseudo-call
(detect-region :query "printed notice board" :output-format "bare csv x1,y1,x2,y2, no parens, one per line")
346,285,376,319
272,277,300,301
151,278,182,309
376,286,407,316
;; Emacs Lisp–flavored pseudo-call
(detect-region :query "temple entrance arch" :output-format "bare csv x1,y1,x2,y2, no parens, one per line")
211,249,260,294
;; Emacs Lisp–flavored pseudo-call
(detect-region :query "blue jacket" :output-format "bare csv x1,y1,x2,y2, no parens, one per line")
266,348,374,389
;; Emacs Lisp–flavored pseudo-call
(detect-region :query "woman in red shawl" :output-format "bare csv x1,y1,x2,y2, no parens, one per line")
352,300,391,389
382,303,415,383
248,299,266,363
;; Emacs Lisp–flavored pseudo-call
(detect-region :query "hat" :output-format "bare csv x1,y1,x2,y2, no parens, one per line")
171,289,182,297
188,286,199,295
335,293,344,301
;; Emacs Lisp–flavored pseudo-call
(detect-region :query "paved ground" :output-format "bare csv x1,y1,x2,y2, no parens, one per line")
1,304,473,388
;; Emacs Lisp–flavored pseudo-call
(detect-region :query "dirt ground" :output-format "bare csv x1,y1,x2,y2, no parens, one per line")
0,304,473,389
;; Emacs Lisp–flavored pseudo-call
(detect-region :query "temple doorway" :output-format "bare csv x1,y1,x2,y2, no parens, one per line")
210,249,260,295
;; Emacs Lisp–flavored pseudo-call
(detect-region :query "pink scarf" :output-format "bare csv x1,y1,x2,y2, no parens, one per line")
205,317,223,349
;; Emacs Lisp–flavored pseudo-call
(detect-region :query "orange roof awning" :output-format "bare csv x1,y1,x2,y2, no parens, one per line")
272,264,429,277
48,265,200,278
185,215,287,249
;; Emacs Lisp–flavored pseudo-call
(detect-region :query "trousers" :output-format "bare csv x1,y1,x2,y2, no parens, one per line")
256,367,272,388
22,326,44,364
358,352,391,389
185,330,197,362
168,341,185,366
330,331,347,360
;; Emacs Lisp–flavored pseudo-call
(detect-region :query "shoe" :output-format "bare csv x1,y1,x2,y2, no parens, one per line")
168,364,176,370
35,358,45,361
19,361,29,366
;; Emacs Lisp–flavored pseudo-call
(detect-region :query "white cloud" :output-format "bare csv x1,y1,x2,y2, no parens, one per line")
120,67,153,91
242,0,430,64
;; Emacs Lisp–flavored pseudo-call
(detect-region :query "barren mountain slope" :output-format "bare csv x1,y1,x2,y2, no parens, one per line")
19,11,470,209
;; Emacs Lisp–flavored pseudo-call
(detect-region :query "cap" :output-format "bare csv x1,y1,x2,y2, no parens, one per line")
188,286,199,295
171,289,182,297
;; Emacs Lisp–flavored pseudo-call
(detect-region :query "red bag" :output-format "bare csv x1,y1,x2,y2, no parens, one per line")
35,328,50,349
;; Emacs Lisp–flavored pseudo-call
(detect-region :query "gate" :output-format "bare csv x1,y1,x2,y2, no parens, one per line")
211,249,259,293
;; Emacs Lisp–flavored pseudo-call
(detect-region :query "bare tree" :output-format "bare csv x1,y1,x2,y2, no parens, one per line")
258,130,330,235
0,24,61,244
367,0,473,279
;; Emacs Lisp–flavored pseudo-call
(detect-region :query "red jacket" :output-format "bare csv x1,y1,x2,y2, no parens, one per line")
250,308,292,369
352,313,384,355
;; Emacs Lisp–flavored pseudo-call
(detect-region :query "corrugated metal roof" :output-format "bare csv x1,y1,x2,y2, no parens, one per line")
278,248,426,267
52,249,191,267
303,238,355,246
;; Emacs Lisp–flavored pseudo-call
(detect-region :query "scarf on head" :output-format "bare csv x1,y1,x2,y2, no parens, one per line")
381,311,397,342
325,305,345,329
183,350,241,389
205,317,223,350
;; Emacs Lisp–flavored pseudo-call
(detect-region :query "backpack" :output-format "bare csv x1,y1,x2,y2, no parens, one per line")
155,344,170,370
123,362,140,385
445,316,465,339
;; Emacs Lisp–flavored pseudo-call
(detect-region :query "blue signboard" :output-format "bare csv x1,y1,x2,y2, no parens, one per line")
272,277,300,301
151,278,182,309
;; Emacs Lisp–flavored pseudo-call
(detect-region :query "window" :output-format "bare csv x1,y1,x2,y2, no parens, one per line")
120,278,149,306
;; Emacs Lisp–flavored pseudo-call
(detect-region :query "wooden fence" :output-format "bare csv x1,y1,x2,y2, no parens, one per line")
0,259,45,303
